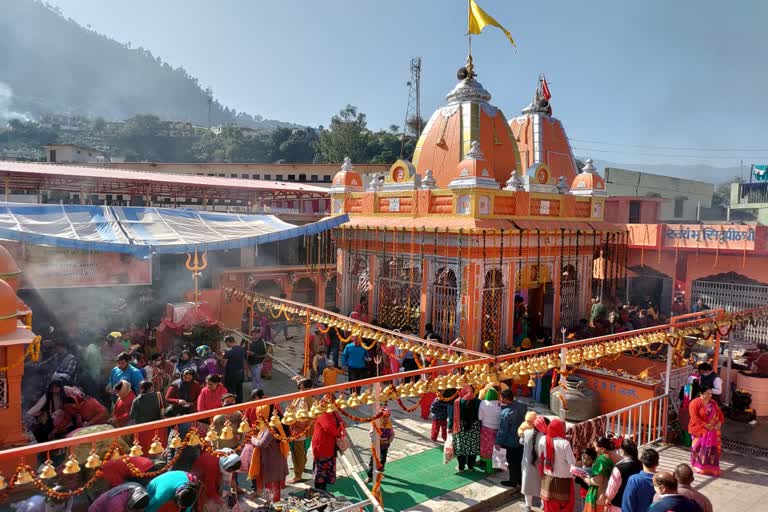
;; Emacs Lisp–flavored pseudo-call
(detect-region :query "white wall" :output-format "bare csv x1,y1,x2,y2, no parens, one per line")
604,167,714,221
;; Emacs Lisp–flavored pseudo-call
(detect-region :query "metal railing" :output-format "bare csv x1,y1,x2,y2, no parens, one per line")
604,394,669,447
738,182,768,204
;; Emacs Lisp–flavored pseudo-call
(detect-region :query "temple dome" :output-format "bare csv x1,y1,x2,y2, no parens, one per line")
330,157,363,192
570,159,606,195
412,71,522,189
0,245,21,292
0,279,19,336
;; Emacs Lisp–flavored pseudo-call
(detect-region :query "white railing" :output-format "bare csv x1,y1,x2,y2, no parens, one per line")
604,394,668,447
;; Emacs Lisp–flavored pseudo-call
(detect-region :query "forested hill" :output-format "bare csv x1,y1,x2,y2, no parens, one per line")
0,0,297,129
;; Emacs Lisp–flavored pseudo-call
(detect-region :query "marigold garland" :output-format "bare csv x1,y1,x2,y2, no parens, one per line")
395,397,420,413
335,326,355,343
360,337,377,351
269,421,312,442
436,389,460,402
316,323,331,334
0,336,42,372
31,468,103,498
268,307,283,319
337,408,387,423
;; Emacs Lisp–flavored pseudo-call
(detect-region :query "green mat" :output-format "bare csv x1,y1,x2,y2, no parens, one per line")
329,447,488,512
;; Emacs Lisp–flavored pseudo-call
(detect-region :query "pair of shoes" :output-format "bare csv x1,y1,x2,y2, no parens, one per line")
287,477,303,484
500,480,517,487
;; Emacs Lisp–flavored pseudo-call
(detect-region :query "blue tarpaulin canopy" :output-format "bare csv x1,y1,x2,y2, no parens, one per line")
0,204,348,258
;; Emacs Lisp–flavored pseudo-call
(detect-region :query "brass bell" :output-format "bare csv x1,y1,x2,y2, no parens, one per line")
62,455,81,475
335,398,348,410
282,406,298,426
149,437,165,455
308,402,322,419
14,467,34,485
187,431,202,447
0,474,6,491
238,419,252,434
129,442,144,457
220,421,235,441
85,451,102,469
269,413,282,429
205,427,219,443
169,432,183,449
324,400,337,414
295,404,310,422
347,393,362,408
39,461,57,480
110,449,123,461
527,376,536,388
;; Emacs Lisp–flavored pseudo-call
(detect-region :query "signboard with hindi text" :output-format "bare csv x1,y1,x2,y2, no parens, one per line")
663,224,756,251
0,242,152,289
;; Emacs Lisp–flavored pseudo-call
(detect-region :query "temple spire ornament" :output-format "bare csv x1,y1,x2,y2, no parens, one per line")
185,248,208,306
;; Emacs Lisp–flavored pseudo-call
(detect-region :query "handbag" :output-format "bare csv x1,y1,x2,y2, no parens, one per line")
443,433,455,464
336,432,351,453
492,446,507,470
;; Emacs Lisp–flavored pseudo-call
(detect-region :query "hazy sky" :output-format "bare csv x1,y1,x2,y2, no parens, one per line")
49,0,768,167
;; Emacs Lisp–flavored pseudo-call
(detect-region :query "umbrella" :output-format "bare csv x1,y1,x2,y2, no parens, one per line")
66,424,129,462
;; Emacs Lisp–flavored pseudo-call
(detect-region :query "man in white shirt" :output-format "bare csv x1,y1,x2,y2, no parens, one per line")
697,363,722,402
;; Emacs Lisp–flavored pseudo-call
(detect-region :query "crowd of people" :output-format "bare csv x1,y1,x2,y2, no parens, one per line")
435,382,715,512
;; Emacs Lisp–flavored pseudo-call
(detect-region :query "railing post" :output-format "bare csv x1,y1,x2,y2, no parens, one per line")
559,346,567,421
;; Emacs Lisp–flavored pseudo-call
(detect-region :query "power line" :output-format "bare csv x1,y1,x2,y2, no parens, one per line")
569,138,768,153
570,146,768,160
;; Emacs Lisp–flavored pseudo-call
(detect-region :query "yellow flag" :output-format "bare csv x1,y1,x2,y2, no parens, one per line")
468,0,516,47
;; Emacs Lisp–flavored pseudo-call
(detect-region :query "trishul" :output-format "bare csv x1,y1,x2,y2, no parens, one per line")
185,249,208,305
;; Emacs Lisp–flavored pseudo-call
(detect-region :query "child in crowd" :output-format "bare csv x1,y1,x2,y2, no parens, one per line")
311,346,329,387
571,447,597,512
322,360,345,387
517,410,538,438
429,390,452,442
366,407,395,483
261,343,274,380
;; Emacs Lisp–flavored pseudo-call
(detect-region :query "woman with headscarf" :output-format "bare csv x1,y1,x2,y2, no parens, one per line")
248,408,290,502
478,387,501,465
447,386,481,472
130,380,165,453
195,345,221,384
164,369,201,415
521,414,548,512
311,410,343,490
173,350,197,379
111,380,136,428
537,418,576,512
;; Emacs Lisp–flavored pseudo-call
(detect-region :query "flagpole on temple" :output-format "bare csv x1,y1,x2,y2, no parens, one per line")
467,0,473,75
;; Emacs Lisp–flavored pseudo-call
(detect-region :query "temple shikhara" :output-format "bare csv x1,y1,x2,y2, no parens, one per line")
329,63,625,351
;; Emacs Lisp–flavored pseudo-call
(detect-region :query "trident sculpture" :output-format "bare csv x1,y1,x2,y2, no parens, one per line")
185,248,208,305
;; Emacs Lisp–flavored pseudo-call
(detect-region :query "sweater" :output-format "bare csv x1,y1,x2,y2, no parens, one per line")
342,343,367,369
496,401,527,448
196,384,229,413
622,471,656,512
312,412,342,459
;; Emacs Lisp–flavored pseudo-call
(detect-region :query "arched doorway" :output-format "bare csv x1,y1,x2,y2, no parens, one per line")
347,255,369,315
377,256,421,331
293,277,317,306
559,264,578,331
430,266,458,342
481,268,506,353
692,272,768,346
254,279,283,298
325,275,338,310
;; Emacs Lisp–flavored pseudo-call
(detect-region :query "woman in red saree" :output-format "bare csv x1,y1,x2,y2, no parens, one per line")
688,385,724,477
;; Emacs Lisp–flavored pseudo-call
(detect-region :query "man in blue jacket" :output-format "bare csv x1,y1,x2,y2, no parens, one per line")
622,447,659,512
342,338,367,393
107,352,144,396
648,471,703,512
495,388,528,488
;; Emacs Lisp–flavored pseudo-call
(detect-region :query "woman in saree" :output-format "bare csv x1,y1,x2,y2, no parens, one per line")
583,437,615,512
688,385,724,476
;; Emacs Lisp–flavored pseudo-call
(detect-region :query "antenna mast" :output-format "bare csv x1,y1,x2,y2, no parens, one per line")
400,57,422,158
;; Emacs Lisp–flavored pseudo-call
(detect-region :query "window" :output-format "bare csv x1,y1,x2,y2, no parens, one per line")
252,174,260,179
674,197,685,218
218,174,225,177
207,173,214,177
230,174,238,178
323,175,331,183
49,150,56,162
241,173,249,179
298,174,307,182
264,174,271,180
311,175,319,182
276,174,284,181
628,201,641,223
288,174,296,181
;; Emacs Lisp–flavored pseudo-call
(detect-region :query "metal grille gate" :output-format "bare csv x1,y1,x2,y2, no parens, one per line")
348,255,369,314
481,269,506,353
691,278,768,346
559,275,579,331
377,257,422,330
431,267,459,341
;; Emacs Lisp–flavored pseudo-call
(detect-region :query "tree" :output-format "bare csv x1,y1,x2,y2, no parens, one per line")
317,105,371,164
712,176,743,208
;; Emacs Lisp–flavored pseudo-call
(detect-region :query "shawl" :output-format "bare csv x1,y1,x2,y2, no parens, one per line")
544,418,566,473
452,385,476,434
247,419,289,487
531,415,549,466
